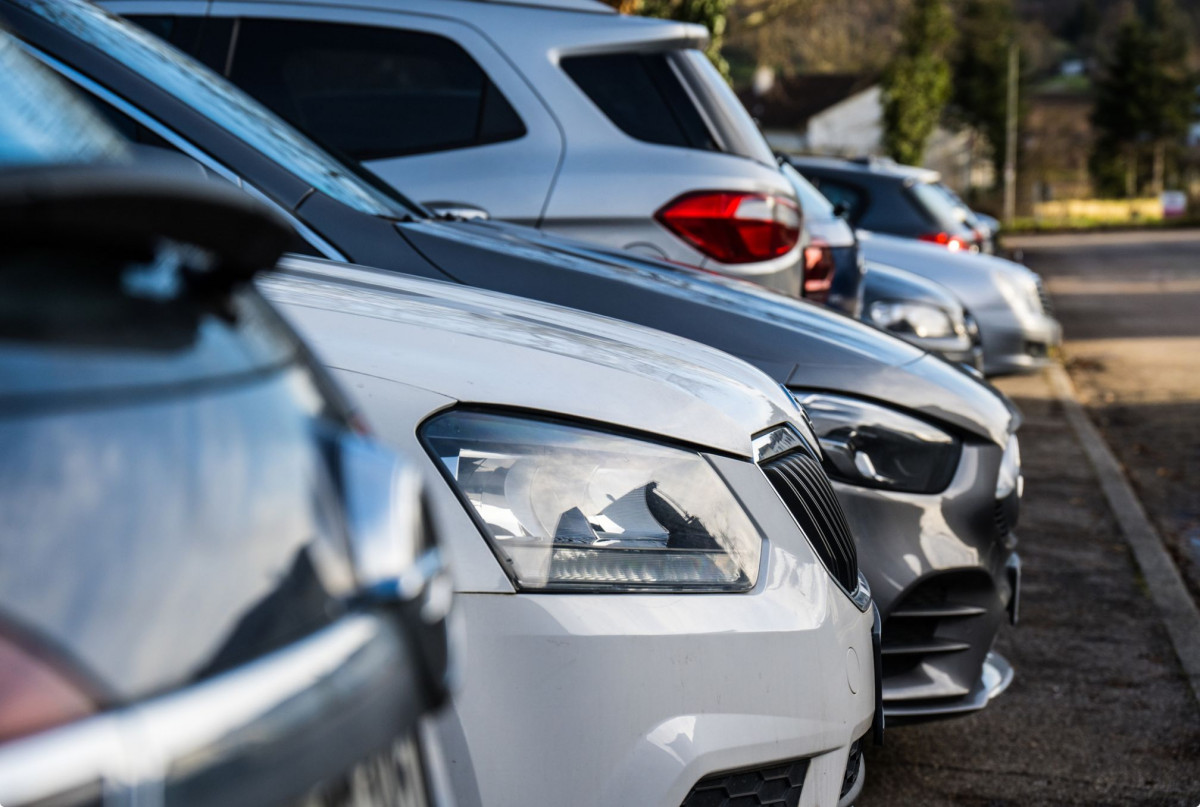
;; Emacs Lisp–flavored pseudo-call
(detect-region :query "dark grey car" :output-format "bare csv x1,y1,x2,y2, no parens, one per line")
0,33,453,805
14,0,1021,720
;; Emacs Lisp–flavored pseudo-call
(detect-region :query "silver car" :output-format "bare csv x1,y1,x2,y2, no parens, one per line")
104,0,805,295
856,231,1062,376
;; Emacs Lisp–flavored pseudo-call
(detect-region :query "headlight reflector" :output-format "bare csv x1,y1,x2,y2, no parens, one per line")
422,410,762,592
790,393,960,493
868,300,959,339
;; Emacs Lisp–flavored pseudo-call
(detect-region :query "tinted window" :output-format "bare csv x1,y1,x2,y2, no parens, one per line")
562,51,717,151
810,178,867,224
910,181,969,229
15,0,414,218
226,20,525,161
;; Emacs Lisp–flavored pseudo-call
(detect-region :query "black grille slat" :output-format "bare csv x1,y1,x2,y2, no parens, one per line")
681,759,809,807
1035,277,1054,315
762,451,859,593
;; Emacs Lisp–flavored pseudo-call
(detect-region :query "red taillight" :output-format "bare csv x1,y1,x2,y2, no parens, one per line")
0,632,96,742
802,241,836,303
655,191,801,265
919,232,973,253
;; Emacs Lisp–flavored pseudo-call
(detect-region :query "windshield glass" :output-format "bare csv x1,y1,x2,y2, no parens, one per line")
14,0,415,219
0,29,128,167
781,162,837,221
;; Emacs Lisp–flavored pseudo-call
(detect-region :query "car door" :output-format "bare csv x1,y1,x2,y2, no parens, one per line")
158,2,565,227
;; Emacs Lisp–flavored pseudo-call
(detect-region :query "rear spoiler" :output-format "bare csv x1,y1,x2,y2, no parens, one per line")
0,161,293,285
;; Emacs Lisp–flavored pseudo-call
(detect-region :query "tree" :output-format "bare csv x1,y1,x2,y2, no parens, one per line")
950,0,1018,186
881,0,956,165
1091,0,1194,196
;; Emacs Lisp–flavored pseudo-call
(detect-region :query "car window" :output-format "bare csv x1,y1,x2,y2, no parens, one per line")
0,29,128,167
220,19,525,161
910,181,969,229
13,0,416,219
810,178,867,223
562,51,718,152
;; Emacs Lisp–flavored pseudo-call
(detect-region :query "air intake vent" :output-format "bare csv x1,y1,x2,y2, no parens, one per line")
681,758,808,807
761,451,859,593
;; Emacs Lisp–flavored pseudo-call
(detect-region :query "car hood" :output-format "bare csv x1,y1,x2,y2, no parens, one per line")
261,256,814,459
857,230,1036,303
398,218,1016,445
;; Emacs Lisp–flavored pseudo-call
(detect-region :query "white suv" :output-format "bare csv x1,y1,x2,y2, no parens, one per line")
107,0,806,294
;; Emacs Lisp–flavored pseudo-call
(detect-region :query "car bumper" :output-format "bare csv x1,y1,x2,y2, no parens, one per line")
978,309,1063,376
831,441,1019,722
437,582,876,807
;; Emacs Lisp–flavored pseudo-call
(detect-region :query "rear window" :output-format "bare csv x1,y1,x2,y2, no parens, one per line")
781,163,837,221
910,181,969,229
227,20,526,161
562,51,718,151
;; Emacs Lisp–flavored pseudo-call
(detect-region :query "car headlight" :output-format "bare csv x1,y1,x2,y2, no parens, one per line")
790,393,961,494
996,433,1022,499
421,410,762,592
867,300,960,339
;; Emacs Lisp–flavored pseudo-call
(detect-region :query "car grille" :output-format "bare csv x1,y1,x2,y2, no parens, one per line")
681,759,809,807
761,451,859,593
1034,277,1054,315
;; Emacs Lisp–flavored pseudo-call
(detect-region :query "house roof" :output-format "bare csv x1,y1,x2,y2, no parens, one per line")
739,73,878,131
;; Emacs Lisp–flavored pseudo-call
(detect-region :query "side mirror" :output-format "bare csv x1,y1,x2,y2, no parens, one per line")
338,434,456,701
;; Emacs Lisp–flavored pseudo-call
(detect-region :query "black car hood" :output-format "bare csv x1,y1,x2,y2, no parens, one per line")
397,218,1016,445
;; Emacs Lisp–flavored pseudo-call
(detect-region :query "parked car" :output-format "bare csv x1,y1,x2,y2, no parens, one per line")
786,154,988,254
103,0,806,295
856,230,1061,376
861,262,985,372
22,0,1019,721
782,159,985,369
0,30,453,806
262,255,879,806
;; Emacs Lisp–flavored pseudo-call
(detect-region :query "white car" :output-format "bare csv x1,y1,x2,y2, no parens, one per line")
260,255,879,807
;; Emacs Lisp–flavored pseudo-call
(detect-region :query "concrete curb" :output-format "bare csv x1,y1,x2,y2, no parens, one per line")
1046,363,1200,705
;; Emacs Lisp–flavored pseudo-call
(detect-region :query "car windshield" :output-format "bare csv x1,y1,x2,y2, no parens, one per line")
13,0,417,219
0,28,128,167
910,181,970,228
781,162,837,221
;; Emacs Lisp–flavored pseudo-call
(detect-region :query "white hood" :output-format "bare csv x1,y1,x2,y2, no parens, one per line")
261,256,810,457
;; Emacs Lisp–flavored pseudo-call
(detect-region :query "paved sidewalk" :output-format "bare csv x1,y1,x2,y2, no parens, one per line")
857,369,1200,807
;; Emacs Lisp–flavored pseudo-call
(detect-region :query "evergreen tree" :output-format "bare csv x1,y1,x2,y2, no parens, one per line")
950,0,1018,186
882,0,957,165
1091,0,1194,196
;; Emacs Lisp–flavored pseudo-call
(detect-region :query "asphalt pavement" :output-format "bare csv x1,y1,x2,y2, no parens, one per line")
858,231,1200,806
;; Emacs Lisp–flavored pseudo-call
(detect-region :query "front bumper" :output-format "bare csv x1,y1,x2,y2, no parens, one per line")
831,441,1019,723
978,308,1063,376
437,578,876,807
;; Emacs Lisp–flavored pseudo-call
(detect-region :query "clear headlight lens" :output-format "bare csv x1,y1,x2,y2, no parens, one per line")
995,270,1043,318
996,433,1022,499
867,300,959,339
421,410,762,592
790,393,961,494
